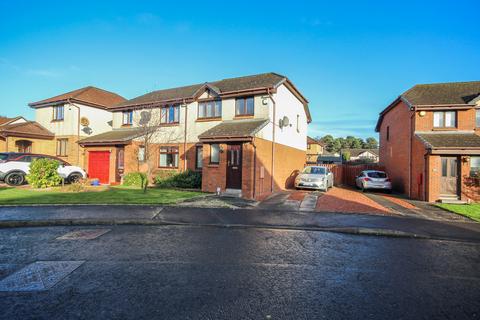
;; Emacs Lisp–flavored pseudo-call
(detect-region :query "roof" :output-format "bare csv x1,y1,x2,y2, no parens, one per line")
0,121,54,139
0,116,24,126
113,72,311,122
198,119,269,141
403,81,480,106
342,149,379,157
78,128,144,145
29,86,126,110
376,81,480,132
307,136,324,145
416,132,480,150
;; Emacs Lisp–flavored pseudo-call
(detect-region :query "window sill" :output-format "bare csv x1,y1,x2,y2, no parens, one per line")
207,164,219,168
159,123,180,127
234,115,254,120
432,127,457,131
196,117,222,122
121,124,133,127
158,167,179,170
51,119,64,123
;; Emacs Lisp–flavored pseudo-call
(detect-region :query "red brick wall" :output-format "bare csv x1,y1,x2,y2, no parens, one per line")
201,143,227,194
379,101,413,194
415,108,476,131
410,137,427,200
426,155,441,202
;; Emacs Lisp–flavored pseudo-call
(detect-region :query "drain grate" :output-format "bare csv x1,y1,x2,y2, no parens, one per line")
57,229,110,240
0,261,84,292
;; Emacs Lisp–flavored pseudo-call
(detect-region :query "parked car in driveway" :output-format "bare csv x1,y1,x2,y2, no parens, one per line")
0,152,28,163
355,170,392,193
0,153,86,186
295,166,334,192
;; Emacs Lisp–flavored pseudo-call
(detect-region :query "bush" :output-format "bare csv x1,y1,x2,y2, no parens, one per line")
122,172,147,188
26,158,63,188
154,170,201,189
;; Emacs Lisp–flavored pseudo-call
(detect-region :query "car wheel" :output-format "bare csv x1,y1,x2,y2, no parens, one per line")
68,173,83,184
5,172,25,186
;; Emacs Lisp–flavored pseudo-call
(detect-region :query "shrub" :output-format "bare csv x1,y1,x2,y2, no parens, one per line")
122,172,148,188
26,158,63,188
154,170,201,189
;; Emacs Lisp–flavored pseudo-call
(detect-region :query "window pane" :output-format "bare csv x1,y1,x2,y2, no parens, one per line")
471,156,480,176
215,101,222,117
450,158,457,177
246,97,254,114
433,112,443,127
196,147,203,168
168,105,175,123
138,147,145,161
174,106,179,122
159,153,167,167
445,111,455,127
210,144,219,163
441,158,448,177
236,98,244,115
206,102,214,117
161,108,167,123
199,103,205,118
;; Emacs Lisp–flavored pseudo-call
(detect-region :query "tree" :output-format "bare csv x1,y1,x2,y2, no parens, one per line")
342,150,351,162
320,135,335,152
133,108,180,193
364,137,378,149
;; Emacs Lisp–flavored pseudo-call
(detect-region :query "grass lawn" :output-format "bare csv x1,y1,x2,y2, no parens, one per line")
0,186,204,205
437,203,480,222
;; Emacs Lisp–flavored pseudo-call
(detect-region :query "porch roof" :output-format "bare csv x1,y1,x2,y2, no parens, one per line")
78,128,143,146
416,132,480,153
0,121,54,140
198,119,269,142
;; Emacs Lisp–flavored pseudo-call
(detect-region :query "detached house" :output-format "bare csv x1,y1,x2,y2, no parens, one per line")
306,136,325,164
0,116,54,153
79,73,311,199
28,86,126,166
376,81,480,202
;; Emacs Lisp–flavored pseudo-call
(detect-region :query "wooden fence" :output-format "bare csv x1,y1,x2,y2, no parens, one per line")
315,163,384,187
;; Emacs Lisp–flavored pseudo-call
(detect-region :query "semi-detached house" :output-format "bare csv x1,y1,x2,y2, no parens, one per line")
76,73,311,199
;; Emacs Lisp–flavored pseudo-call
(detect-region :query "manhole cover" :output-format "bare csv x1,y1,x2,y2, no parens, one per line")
0,261,84,292
57,229,110,240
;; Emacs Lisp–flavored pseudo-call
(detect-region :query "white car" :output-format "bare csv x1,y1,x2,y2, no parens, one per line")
355,170,392,193
295,166,334,192
0,153,86,186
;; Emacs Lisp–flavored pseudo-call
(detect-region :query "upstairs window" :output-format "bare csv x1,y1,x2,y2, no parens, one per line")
53,105,64,121
235,97,254,116
123,110,133,125
433,111,456,128
476,109,480,127
198,101,222,119
161,105,180,124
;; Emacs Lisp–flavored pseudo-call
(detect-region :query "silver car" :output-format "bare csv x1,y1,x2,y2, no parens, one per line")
295,166,334,192
355,170,392,193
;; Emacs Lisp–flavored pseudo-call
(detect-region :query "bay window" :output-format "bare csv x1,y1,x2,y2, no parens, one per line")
198,100,222,119
159,146,179,168
235,97,254,116
161,105,180,124
433,111,456,128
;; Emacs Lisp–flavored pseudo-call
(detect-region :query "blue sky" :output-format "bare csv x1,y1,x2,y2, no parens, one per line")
1,0,479,139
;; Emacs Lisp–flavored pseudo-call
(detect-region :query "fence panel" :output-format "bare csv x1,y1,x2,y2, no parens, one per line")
316,163,384,186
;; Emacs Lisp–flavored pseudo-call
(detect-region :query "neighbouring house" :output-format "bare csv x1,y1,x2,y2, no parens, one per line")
306,136,325,163
79,73,311,199
342,149,379,163
376,81,480,202
0,116,55,154
317,152,342,164
29,86,126,166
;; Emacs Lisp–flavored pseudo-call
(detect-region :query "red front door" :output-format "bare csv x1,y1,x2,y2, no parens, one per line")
88,151,110,184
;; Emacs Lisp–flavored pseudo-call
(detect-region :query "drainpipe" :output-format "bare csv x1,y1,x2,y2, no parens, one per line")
409,106,416,198
183,98,188,171
67,98,81,166
252,139,257,199
268,88,276,193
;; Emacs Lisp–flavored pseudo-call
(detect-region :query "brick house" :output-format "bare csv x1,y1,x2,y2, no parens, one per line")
306,136,325,164
0,116,54,153
376,81,480,202
78,73,311,199
28,86,126,166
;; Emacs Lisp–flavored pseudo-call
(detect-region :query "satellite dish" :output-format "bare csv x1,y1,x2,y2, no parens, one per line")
279,116,290,128
139,111,151,125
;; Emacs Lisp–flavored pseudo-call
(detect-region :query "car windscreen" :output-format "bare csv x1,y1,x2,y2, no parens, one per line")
367,171,387,178
0,154,8,160
303,167,326,175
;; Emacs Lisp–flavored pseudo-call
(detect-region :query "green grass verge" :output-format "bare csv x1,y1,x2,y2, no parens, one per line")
436,203,480,222
0,186,203,205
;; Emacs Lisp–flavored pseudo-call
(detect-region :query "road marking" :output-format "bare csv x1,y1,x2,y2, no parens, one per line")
0,261,84,292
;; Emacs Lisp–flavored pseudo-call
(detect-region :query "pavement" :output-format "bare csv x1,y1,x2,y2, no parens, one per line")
0,205,479,243
0,225,479,319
